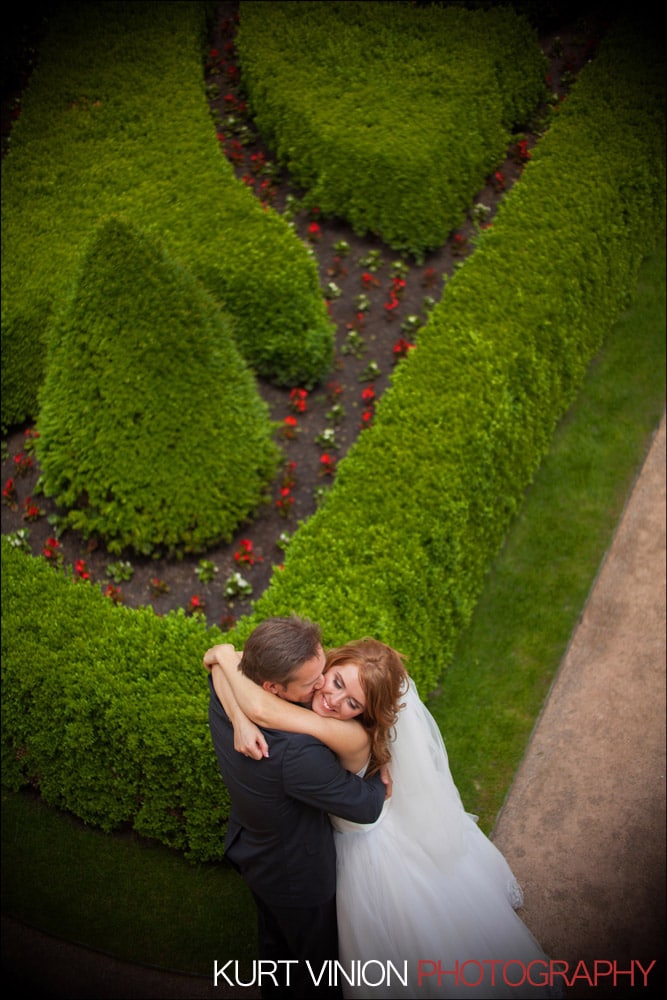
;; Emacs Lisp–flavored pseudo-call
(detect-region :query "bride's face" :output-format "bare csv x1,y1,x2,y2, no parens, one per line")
311,661,365,720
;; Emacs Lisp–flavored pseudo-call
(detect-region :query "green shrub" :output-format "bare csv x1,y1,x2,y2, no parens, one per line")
237,0,547,256
1,536,229,861
1,0,333,430
226,16,666,695
1,14,664,861
36,217,280,557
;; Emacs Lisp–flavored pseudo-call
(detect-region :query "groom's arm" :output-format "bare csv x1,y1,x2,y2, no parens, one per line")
282,737,386,824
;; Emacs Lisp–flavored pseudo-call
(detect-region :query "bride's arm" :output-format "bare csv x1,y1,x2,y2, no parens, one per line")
204,644,370,773
204,645,269,760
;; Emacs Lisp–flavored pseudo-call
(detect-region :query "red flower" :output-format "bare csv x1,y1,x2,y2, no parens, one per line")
346,310,366,332
189,595,205,613
361,409,374,428
289,388,308,413
282,415,298,440
320,453,337,476
2,478,17,503
226,139,244,165
307,222,321,242
276,487,294,517
452,233,468,257
282,461,297,490
515,139,531,164
104,584,123,604
384,293,400,316
391,277,406,296
393,337,415,360
361,386,375,404
234,538,261,566
250,151,267,174
22,497,42,522
259,179,275,203
13,452,33,477
74,559,91,581
492,170,505,192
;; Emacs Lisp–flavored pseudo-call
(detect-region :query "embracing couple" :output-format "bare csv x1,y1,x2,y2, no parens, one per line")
206,616,559,1000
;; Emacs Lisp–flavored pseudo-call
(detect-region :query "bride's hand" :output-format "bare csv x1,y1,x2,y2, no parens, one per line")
234,717,270,760
203,643,238,672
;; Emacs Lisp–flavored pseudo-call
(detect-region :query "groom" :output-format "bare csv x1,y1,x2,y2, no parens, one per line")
206,616,387,999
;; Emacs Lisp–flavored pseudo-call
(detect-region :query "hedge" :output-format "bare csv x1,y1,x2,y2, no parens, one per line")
1,536,229,861
35,217,280,557
1,15,664,859
225,15,666,694
236,0,547,257
0,0,333,431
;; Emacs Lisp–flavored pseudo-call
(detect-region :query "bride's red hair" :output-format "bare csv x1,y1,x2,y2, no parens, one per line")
325,638,408,776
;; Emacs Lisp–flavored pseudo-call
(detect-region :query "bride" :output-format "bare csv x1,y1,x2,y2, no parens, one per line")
206,638,560,999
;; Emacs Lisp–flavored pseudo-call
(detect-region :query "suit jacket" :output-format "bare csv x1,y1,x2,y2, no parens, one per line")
208,676,386,907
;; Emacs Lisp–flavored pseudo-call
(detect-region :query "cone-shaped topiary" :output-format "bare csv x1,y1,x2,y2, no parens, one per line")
36,217,281,557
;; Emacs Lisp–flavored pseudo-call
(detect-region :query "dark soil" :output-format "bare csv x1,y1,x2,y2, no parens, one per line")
0,1,604,631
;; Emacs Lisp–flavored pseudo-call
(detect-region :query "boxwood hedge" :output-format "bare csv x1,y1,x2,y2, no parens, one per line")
1,0,333,431
236,0,547,257
35,217,281,557
1,536,229,860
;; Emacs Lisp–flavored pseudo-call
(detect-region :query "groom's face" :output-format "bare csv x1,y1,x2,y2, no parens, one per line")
263,644,326,705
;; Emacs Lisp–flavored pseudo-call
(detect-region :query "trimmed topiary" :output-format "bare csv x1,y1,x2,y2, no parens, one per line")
1,0,333,431
36,217,280,557
237,0,547,257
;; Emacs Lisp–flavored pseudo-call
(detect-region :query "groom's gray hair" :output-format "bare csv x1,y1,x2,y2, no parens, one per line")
240,615,322,685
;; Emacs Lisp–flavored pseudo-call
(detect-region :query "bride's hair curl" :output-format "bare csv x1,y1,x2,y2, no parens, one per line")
325,638,408,776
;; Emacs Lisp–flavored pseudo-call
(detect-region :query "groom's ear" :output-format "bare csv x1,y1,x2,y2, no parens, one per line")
261,680,281,696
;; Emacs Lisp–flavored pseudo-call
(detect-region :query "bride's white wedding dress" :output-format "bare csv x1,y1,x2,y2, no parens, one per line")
331,679,559,998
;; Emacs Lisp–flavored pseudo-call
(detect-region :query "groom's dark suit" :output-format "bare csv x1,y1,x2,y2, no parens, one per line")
208,676,385,997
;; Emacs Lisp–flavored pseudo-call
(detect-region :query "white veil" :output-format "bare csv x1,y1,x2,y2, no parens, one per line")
383,675,469,866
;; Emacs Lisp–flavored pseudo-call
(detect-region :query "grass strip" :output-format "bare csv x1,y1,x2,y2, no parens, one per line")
428,229,666,830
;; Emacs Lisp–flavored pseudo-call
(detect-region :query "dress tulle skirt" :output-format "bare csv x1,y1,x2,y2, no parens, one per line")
331,681,560,999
